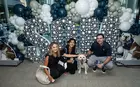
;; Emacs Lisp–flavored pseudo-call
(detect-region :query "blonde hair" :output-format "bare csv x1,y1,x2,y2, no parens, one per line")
48,42,60,57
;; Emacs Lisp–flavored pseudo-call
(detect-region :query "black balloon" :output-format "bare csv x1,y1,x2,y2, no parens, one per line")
16,52,24,61
13,4,25,17
59,0,66,5
0,30,4,36
51,3,60,11
50,9,57,14
58,8,67,18
94,8,104,21
52,14,58,20
128,23,140,35
98,1,107,8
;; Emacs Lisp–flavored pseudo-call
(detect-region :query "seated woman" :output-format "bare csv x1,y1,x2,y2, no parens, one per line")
62,38,78,74
44,42,78,83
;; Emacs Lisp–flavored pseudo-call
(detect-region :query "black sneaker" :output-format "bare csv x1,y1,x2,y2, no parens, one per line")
102,67,106,73
92,66,97,72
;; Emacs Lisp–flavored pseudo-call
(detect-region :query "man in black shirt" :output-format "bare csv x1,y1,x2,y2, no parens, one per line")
87,34,113,73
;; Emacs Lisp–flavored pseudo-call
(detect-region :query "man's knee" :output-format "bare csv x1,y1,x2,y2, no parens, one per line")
106,63,113,70
87,60,94,67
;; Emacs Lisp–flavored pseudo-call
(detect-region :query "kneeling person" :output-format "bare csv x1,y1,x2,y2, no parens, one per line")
87,34,113,73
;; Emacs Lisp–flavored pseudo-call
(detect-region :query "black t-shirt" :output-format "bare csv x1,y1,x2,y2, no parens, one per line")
61,46,76,60
90,41,112,57
45,53,66,69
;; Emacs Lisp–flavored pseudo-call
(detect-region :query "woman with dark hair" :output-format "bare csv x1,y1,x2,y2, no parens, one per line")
63,38,78,74
44,42,78,83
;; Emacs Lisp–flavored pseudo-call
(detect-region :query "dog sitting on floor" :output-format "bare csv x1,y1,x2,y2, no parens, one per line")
77,54,88,74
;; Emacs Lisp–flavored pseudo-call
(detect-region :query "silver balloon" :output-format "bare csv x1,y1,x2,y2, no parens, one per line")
82,19,86,22
93,24,97,28
102,25,106,28
62,19,66,23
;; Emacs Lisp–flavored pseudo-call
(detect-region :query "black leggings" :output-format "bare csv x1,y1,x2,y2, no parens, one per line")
66,61,77,74
50,64,65,79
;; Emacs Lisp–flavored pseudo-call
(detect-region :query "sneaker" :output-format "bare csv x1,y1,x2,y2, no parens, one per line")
102,67,106,73
92,66,97,72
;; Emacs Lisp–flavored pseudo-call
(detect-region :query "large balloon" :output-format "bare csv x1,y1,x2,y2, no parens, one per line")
58,8,67,17
119,22,131,31
75,0,90,15
15,17,25,26
13,4,25,17
117,46,124,54
94,8,104,21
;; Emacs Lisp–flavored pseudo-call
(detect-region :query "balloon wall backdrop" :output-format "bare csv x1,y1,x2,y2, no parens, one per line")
24,18,51,61
51,16,120,57
4,0,139,64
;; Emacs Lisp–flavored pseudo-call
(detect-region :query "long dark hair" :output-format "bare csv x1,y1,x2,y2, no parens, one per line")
66,38,76,54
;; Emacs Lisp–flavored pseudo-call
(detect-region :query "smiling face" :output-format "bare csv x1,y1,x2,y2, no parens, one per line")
96,35,104,45
68,40,75,48
51,44,59,53
49,42,60,57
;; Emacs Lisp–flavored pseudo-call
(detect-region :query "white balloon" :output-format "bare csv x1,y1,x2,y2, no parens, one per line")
109,0,114,3
75,0,90,15
119,22,131,31
12,38,18,45
121,7,126,12
13,15,18,19
17,42,24,50
109,5,116,12
114,1,121,8
70,2,75,8
42,4,50,12
19,26,24,31
65,5,70,11
120,12,132,22
15,17,25,26
37,8,41,13
30,0,39,9
126,8,132,13
70,8,76,14
89,11,94,16
10,19,16,25
72,15,81,23
67,12,72,16
117,46,124,54
117,41,122,46
113,11,118,16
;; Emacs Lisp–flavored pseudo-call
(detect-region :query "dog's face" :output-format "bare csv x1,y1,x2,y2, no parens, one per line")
121,33,131,41
78,54,86,64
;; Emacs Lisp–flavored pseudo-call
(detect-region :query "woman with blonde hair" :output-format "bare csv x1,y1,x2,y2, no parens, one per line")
44,42,78,83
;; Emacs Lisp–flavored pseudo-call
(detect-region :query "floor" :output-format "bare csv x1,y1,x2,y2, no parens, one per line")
0,60,140,87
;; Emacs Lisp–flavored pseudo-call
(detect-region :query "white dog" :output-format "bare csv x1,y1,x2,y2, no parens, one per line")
77,54,88,74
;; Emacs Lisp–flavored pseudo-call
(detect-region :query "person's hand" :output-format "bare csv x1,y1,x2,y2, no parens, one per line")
97,64,103,69
48,76,55,82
